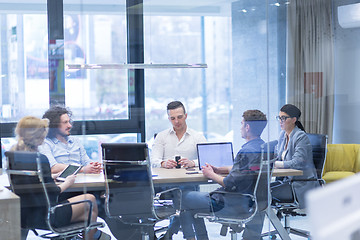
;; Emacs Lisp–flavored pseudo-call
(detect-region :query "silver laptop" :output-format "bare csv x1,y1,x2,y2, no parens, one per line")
197,142,234,170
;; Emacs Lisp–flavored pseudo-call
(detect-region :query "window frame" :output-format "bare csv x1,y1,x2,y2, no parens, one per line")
0,0,146,141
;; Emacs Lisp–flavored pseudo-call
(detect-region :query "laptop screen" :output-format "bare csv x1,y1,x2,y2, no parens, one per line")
197,142,234,170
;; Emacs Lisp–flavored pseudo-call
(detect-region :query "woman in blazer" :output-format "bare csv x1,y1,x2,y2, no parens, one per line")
272,104,318,208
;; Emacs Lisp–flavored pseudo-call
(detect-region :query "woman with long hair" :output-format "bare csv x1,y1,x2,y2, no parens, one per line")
10,116,102,239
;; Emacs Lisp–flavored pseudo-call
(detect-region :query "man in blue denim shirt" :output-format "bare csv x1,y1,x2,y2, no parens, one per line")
38,106,111,240
179,110,267,240
39,106,102,174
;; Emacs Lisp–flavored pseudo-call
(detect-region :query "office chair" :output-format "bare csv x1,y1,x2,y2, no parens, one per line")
264,133,328,239
195,140,278,240
102,143,181,240
5,151,104,240
307,133,328,186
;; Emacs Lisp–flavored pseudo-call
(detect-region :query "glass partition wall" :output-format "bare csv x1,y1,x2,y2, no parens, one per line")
0,0,347,239
144,0,285,151
0,0,282,162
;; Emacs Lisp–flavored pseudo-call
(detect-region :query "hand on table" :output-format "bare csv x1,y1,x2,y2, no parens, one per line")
179,158,195,168
201,163,217,178
202,163,225,186
161,158,195,168
210,165,222,174
161,159,178,169
274,161,284,169
82,162,102,173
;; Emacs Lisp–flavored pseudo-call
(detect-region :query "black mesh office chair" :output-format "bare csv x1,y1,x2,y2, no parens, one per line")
102,143,181,240
264,133,328,239
307,133,328,186
5,151,104,240
195,140,278,240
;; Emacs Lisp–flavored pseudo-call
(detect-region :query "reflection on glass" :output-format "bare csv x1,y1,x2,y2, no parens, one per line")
144,14,233,144
78,133,139,161
63,14,128,120
2,13,49,122
1,137,17,169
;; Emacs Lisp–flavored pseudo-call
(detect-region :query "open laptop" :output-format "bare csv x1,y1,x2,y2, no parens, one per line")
197,142,234,170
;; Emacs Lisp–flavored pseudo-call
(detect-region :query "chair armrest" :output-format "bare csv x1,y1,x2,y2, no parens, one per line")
209,190,256,214
210,190,255,201
290,177,325,186
154,187,182,198
290,178,317,182
154,187,182,211
196,190,258,224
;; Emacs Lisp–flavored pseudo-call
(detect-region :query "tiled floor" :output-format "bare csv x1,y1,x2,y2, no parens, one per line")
26,214,310,239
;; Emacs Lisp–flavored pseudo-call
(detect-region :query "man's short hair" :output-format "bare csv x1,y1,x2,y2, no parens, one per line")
167,101,186,114
242,110,267,136
42,106,72,138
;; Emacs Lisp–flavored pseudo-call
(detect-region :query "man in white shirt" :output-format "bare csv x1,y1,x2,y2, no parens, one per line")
151,101,206,240
151,101,206,169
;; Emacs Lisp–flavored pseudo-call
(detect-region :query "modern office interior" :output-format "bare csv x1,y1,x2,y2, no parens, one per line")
1,0,360,239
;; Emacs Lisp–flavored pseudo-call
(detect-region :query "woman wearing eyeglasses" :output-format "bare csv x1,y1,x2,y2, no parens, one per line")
272,104,318,208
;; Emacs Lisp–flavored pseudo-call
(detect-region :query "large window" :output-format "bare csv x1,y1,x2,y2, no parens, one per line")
143,1,286,151
144,15,233,143
64,14,129,120
2,11,48,121
1,12,129,121
0,1,287,153
0,1,137,161
0,0,287,157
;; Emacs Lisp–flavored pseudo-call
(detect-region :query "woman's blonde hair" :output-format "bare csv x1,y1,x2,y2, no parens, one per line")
11,116,49,152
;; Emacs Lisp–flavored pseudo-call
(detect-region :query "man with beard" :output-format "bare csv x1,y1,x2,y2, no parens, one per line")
39,105,111,240
39,105,101,174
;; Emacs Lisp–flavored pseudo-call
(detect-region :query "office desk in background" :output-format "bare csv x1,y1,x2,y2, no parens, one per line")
0,186,20,240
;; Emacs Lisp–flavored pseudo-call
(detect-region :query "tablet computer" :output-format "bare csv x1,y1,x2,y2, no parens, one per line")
56,164,82,181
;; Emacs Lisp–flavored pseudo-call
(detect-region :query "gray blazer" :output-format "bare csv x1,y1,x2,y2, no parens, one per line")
277,126,319,208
